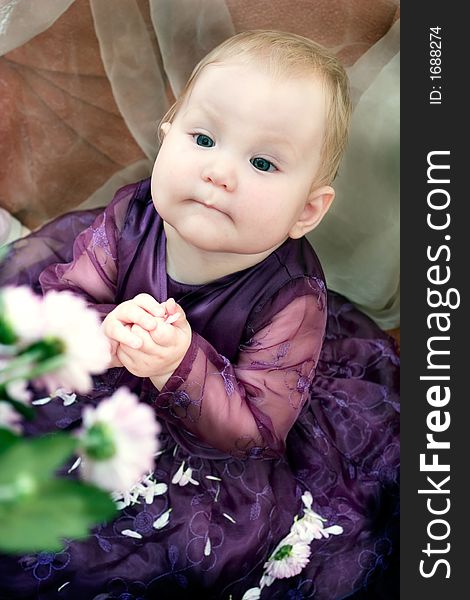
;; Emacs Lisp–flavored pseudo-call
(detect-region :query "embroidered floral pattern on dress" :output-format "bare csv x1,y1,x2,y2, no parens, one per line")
306,276,326,311
89,215,115,264
19,547,71,581
283,363,315,409
157,376,203,422
104,577,148,600
217,356,237,396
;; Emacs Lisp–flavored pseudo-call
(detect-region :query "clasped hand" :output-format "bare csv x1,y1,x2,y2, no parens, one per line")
102,294,192,389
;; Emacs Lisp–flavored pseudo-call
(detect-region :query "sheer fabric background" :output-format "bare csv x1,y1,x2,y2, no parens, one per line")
0,0,399,328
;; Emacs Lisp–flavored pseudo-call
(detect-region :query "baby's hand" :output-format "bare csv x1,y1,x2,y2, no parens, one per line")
116,298,192,388
102,294,164,366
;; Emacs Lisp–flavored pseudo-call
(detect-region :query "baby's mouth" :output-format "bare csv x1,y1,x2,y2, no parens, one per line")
194,199,224,213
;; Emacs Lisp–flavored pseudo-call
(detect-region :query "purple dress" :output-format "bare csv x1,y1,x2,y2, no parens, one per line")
0,179,399,599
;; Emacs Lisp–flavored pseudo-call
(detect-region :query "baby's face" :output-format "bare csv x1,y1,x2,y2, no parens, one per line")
151,60,327,257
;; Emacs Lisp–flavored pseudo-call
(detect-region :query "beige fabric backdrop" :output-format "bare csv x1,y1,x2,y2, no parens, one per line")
0,0,400,328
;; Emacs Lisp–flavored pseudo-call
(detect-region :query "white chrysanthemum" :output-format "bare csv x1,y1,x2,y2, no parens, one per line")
0,286,44,343
291,503,343,542
290,510,326,542
38,290,111,393
263,535,311,581
78,388,161,493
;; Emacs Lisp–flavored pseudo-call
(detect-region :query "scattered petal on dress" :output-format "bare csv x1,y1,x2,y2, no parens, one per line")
153,508,172,530
241,587,262,600
121,529,143,539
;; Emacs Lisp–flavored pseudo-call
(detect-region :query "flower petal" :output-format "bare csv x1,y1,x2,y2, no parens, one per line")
121,529,143,539
171,462,185,485
153,508,172,530
241,588,261,600
323,525,343,536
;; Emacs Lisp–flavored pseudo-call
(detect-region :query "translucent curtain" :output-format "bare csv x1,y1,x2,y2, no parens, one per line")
149,0,235,97
307,21,400,328
0,0,75,55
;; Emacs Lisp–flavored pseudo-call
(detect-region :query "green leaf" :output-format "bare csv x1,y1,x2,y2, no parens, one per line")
0,432,78,486
0,427,20,454
0,294,17,345
0,393,35,420
0,479,117,553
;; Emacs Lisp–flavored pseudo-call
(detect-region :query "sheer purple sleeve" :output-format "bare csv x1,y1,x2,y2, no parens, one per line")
150,280,327,459
38,185,133,318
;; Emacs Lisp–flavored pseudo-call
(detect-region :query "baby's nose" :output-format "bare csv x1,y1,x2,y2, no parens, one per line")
201,162,236,191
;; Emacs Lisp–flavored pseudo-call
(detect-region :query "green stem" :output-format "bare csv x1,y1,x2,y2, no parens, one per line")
0,352,66,387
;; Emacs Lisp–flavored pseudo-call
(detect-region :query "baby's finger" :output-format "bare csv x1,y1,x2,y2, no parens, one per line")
130,323,157,353
119,302,159,332
167,302,189,330
165,312,180,325
133,293,166,318
148,321,176,347
164,297,177,315
105,319,143,349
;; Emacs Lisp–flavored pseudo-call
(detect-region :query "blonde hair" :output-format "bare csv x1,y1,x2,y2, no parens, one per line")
159,30,352,186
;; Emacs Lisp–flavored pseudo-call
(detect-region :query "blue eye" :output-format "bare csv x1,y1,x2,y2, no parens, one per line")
251,157,276,172
195,134,214,147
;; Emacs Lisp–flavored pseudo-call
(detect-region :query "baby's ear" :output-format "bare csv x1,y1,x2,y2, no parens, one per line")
288,186,335,239
160,122,171,137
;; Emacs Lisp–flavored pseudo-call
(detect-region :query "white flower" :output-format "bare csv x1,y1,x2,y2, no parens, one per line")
290,506,343,543
180,466,199,486
111,487,141,510
111,473,167,509
0,286,44,344
241,587,262,600
78,388,161,493
136,474,168,504
172,461,199,486
38,290,111,393
263,535,311,581
254,492,344,593
153,508,172,530
0,401,23,433
32,388,77,407
54,388,77,406
290,510,325,542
